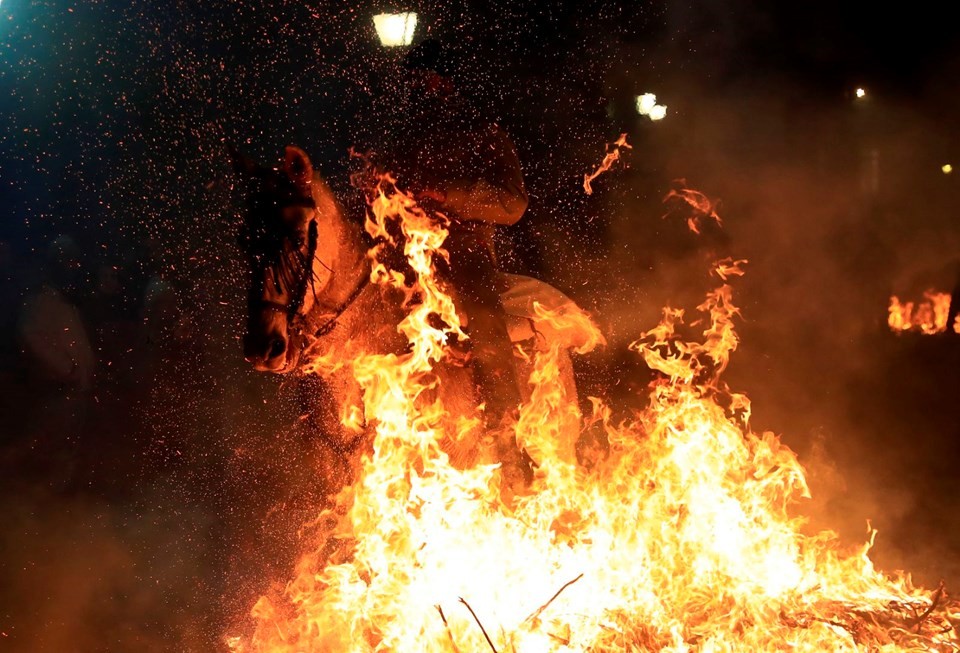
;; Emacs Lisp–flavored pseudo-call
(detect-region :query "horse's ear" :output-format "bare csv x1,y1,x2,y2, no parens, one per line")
228,144,259,178
283,145,313,192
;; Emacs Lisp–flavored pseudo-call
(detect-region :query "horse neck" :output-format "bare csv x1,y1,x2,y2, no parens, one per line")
308,174,369,313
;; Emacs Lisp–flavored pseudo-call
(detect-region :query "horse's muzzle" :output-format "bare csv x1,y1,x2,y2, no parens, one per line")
243,332,289,372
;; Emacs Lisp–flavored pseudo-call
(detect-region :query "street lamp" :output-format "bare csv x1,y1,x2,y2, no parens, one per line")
373,12,418,47
636,93,667,121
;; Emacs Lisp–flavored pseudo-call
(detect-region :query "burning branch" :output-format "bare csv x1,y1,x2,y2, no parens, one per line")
524,572,585,625
583,133,632,195
459,597,499,653
911,582,946,632
779,589,959,649
436,605,464,653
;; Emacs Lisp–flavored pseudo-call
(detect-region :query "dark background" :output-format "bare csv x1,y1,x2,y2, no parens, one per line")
1,1,958,650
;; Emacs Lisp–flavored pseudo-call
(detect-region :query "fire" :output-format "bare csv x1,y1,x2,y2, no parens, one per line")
229,176,959,652
889,291,959,335
662,180,723,235
583,133,632,195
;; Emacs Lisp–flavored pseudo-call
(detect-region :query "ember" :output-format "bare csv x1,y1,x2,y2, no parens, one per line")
228,177,959,652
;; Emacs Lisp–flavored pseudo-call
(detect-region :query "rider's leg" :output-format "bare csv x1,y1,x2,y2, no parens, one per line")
445,223,533,494
443,222,523,428
443,224,532,496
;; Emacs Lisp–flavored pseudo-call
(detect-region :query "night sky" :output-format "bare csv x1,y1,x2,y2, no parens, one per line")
1,1,959,650
2,0,957,253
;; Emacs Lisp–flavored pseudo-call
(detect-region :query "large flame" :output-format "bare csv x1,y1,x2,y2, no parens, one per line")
229,176,958,652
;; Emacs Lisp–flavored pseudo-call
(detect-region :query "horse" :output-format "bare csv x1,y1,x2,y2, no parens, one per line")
230,145,596,496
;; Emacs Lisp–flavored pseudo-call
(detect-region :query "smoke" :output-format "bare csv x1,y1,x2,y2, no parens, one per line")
0,483,223,652
533,63,960,589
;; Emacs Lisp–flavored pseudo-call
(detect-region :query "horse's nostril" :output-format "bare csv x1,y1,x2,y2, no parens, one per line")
268,338,286,360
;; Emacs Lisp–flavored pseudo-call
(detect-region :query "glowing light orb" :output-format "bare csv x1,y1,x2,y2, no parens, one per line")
942,163,953,174
855,87,867,99
636,92,668,121
373,12,418,47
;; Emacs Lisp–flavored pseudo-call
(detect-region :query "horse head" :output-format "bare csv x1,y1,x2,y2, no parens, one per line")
231,145,350,373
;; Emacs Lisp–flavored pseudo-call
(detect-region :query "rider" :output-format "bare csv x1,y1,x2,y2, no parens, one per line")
377,39,528,443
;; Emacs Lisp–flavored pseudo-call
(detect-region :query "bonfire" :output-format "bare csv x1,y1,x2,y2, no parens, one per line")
228,171,959,653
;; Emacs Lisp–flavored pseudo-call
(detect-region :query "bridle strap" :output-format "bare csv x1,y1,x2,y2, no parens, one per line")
250,218,320,320
307,269,371,339
252,281,369,330
289,217,372,340
251,213,371,343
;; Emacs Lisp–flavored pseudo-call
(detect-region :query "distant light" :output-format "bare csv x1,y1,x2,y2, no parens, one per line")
943,164,953,175
855,87,867,99
637,93,657,114
647,104,667,121
373,12,417,47
636,93,667,121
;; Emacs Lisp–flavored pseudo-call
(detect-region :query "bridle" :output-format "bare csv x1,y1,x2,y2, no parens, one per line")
251,196,370,343
300,262,371,340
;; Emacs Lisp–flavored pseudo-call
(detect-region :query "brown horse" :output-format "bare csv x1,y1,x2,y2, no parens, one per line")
231,145,591,488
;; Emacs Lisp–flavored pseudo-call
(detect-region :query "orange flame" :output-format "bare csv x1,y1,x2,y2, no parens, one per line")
229,179,958,652
889,290,958,335
663,180,723,234
583,133,632,195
